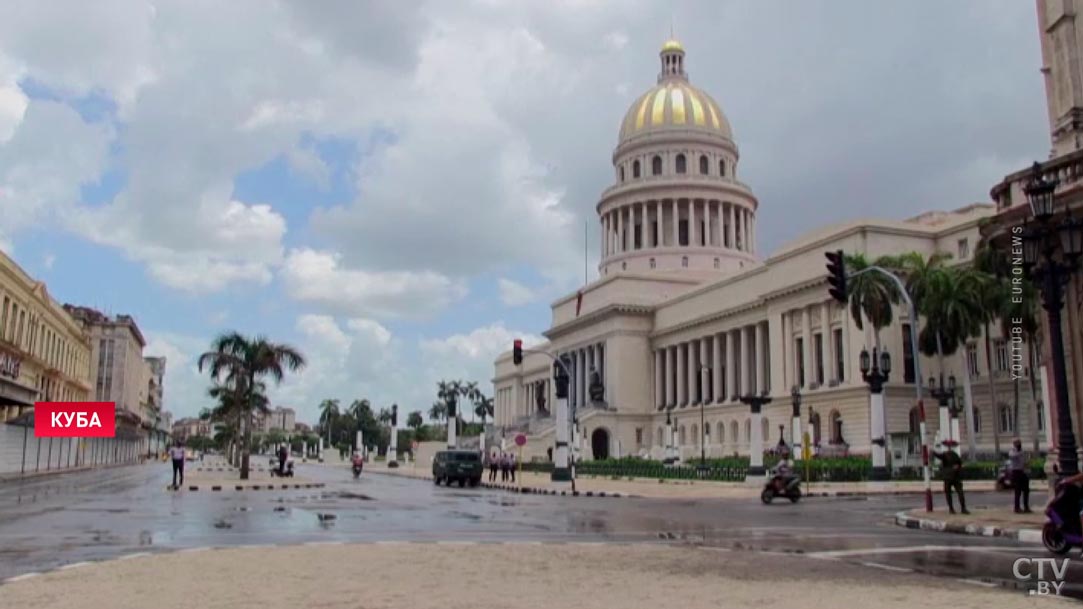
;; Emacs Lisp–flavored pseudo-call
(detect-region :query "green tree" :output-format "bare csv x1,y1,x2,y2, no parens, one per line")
428,401,447,423
843,253,901,348
407,410,424,431
318,399,340,446
198,332,306,479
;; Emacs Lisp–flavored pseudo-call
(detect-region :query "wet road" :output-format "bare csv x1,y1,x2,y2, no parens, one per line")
0,462,1079,598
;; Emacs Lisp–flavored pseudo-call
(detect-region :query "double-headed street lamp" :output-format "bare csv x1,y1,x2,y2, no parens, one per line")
859,347,891,480
739,392,773,476
698,364,710,468
1022,163,1083,478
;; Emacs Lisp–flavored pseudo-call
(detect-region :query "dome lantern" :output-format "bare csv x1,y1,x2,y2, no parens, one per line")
659,39,686,82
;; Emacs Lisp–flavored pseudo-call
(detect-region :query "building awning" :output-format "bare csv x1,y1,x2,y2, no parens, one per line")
0,376,38,408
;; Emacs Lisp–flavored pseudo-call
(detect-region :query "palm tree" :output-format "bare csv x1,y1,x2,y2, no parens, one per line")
348,399,371,423
198,332,306,479
428,401,447,423
377,408,392,425
318,399,340,446
407,411,424,432
843,253,901,348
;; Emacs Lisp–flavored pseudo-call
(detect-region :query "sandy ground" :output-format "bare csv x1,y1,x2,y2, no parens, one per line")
906,506,1045,530
0,543,1043,609
365,462,997,499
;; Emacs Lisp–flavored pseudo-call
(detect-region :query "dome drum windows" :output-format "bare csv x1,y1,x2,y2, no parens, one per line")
675,153,687,174
699,155,709,175
633,160,641,178
652,155,663,176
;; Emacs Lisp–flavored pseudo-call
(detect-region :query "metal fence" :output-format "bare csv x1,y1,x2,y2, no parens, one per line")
0,419,144,477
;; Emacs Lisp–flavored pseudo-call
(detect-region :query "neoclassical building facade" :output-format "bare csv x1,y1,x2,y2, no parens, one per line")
494,39,1047,464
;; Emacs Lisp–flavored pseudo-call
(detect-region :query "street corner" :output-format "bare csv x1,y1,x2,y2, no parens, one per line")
894,508,1043,542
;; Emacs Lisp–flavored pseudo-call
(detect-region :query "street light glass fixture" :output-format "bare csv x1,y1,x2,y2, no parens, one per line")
1024,161,1058,220
1059,215,1083,260
791,385,801,408
879,350,891,375
859,348,871,376
1022,229,1041,268
947,375,956,393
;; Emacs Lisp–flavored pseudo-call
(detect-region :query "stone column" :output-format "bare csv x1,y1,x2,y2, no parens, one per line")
671,199,679,246
666,346,676,406
687,340,698,404
742,325,753,395
512,378,520,420
655,350,664,409
725,204,734,249
616,206,624,254
757,322,767,395
714,201,723,247
676,343,686,406
726,329,737,400
802,307,812,388
655,201,663,247
578,349,587,408
699,338,710,404
712,333,723,403
749,406,765,475
690,199,697,247
822,302,833,383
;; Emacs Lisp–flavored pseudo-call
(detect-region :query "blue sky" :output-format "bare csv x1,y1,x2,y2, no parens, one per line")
0,0,1049,426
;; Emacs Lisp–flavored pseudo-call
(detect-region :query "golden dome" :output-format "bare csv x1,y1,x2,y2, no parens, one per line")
661,39,684,53
617,81,733,143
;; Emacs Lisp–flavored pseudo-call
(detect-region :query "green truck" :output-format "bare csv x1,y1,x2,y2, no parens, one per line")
432,450,483,487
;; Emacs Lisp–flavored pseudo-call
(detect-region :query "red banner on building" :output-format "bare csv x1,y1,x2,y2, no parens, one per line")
34,402,116,438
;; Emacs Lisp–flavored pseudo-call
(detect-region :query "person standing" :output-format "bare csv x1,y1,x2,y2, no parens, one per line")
508,451,516,483
933,444,968,514
277,444,288,476
488,451,498,482
1008,438,1031,513
499,453,509,482
169,440,186,490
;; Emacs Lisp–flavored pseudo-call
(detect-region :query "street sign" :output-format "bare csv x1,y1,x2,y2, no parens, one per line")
514,433,527,447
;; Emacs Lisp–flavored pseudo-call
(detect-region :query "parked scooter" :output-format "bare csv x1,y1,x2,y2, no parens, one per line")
270,459,295,478
1043,483,1082,554
761,471,802,504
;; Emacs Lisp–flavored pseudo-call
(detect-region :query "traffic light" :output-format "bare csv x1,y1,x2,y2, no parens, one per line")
513,339,523,365
824,250,847,303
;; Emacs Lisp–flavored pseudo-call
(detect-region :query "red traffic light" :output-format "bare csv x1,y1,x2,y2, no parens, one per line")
513,339,523,365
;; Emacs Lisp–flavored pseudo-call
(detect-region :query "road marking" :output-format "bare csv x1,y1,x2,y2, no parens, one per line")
58,562,92,571
5,573,40,583
118,552,151,561
858,561,913,573
956,578,998,588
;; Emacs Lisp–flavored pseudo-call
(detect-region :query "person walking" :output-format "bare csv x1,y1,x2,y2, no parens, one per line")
933,443,968,514
499,453,509,482
169,440,186,490
1008,438,1031,513
488,451,498,482
277,444,289,476
508,451,516,483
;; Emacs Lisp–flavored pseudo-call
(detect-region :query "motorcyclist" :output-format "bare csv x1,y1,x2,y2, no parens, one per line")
772,448,795,493
351,451,364,472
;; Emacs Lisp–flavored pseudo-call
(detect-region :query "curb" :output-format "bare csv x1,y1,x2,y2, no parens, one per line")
167,483,325,492
893,510,1043,543
367,469,634,498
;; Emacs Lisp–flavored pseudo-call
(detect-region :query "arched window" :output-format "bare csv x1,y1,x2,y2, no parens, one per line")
619,166,625,182
713,258,720,269
657,427,664,446
717,422,725,443
652,155,663,176
633,160,641,178
675,153,687,174
810,412,822,445
704,424,710,439
829,410,843,444
762,418,771,445
744,419,751,443
972,407,981,434
999,404,1014,433
699,155,709,175
681,256,688,268
719,160,726,177
621,261,627,271
730,421,739,444
691,424,699,446
679,425,686,445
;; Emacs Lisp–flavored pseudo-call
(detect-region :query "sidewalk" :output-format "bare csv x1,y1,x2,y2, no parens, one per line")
0,542,1044,608
896,506,1044,542
365,462,997,499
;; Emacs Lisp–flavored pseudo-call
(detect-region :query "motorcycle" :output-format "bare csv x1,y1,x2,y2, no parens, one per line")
352,461,363,479
1042,483,1082,555
761,471,802,504
270,459,295,478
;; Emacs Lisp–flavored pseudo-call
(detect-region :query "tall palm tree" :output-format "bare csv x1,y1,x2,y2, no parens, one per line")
428,401,447,423
474,394,494,425
843,253,901,348
318,399,340,446
198,332,306,479
348,399,371,423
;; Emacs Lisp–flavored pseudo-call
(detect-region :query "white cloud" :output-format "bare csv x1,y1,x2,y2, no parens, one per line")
498,278,536,307
281,248,467,320
42,253,55,269
420,322,544,387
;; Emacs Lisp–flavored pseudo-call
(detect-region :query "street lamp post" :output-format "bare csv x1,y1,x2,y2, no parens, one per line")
698,364,709,468
387,405,399,468
664,406,677,465
790,386,802,453
446,393,458,450
739,392,773,476
859,347,891,480
1022,162,1083,478
928,374,957,449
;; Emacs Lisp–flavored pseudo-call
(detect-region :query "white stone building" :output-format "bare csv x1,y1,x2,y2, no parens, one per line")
493,39,1046,464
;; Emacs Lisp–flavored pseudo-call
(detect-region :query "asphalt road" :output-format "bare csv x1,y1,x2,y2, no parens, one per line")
0,461,1079,599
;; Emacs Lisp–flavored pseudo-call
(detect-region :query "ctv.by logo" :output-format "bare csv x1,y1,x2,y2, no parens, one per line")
1013,557,1070,596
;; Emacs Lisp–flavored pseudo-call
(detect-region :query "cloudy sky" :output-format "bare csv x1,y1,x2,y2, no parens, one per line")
0,0,1049,426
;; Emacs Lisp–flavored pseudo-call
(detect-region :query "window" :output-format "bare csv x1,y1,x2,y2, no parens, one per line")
657,427,664,446
652,155,662,175
999,405,1014,433
713,258,720,269
679,425,686,445
833,328,845,382
649,258,656,269
972,407,981,434
829,410,843,444
633,160,641,178
744,419,751,443
966,343,979,377
994,339,1008,372
813,333,825,386
681,256,688,268
691,424,698,445
699,155,709,175
635,428,643,445
0,296,8,342
634,224,642,249
957,238,969,259
619,166,625,182
621,261,627,271
1038,404,1045,431
675,153,686,174
901,323,915,383
730,421,738,444
719,160,726,177
795,337,805,387
716,422,724,443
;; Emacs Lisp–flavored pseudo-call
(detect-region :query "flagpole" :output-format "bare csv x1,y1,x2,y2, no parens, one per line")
584,220,588,285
